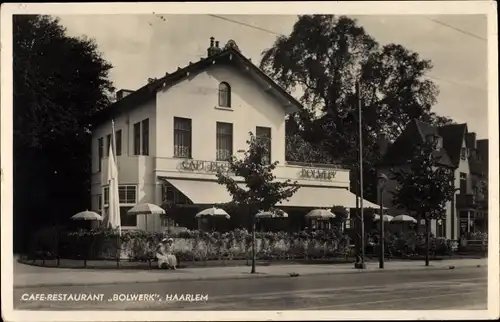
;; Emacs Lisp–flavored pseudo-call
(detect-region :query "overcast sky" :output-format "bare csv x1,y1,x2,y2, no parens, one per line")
58,14,488,138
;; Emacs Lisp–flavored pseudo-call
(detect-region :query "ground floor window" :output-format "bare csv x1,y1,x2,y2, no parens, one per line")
103,185,138,228
436,218,446,238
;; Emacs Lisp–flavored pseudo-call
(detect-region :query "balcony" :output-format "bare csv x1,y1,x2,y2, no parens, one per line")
456,193,477,210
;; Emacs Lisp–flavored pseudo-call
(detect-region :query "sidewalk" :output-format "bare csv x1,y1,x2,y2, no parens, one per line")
13,258,487,288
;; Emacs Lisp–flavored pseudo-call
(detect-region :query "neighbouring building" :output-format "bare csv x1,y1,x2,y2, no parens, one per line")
90,37,379,232
378,119,488,240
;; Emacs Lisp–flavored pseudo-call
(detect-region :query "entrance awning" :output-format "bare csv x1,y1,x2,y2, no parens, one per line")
279,186,381,209
166,179,232,205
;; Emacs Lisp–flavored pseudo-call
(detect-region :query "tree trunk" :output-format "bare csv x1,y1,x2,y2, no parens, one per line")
425,218,430,267
251,214,256,274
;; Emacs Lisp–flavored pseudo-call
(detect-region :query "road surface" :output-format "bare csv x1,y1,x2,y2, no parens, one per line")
14,267,487,310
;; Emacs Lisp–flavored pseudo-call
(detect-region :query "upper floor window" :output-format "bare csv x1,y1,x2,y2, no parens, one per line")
174,117,192,158
133,119,149,156
459,172,467,194
216,122,233,161
106,134,112,156
460,147,468,160
425,134,442,150
115,129,122,156
218,82,231,107
133,122,141,155
256,126,272,164
141,119,149,156
97,137,104,172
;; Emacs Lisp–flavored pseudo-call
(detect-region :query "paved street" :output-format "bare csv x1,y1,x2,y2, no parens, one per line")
14,266,487,310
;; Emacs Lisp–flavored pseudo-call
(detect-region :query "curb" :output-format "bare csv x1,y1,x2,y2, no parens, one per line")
14,263,485,289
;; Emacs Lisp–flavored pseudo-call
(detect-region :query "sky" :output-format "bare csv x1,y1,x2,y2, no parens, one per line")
58,14,488,138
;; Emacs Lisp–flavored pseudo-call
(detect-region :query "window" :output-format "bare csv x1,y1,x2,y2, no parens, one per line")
174,117,192,158
97,137,104,172
97,195,102,214
115,130,122,156
256,126,272,164
133,122,141,155
141,119,149,156
106,134,112,156
426,135,442,151
437,219,446,238
120,206,136,227
162,183,191,205
460,147,468,160
103,185,137,227
460,172,467,194
216,122,233,161
218,82,231,107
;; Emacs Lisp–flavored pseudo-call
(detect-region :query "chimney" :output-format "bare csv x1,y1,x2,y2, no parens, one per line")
466,132,477,149
116,89,133,101
207,37,216,57
378,134,390,157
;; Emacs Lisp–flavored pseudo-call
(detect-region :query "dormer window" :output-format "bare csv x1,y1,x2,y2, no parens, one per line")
218,82,231,107
426,134,442,151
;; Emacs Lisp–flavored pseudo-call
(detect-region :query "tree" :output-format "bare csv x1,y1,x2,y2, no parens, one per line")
216,133,299,273
13,15,114,252
261,15,449,202
390,138,455,266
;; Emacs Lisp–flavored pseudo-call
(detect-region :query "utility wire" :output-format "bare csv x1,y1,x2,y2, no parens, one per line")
194,14,486,91
207,14,283,36
424,16,486,41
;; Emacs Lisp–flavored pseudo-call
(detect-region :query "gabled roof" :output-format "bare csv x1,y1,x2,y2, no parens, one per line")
379,119,464,168
438,123,468,166
92,47,303,127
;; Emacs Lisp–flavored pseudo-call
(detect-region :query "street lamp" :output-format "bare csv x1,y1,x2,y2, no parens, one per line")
378,173,388,269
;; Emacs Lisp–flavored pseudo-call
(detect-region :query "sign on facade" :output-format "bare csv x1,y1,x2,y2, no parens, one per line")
179,160,231,173
299,168,337,180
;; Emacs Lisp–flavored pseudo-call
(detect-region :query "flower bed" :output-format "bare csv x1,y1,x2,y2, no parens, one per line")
30,227,352,261
28,226,463,263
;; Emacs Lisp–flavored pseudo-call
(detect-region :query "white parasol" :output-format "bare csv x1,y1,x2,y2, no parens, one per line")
195,207,230,219
391,214,417,224
127,203,166,231
305,209,336,220
256,210,289,219
71,210,103,221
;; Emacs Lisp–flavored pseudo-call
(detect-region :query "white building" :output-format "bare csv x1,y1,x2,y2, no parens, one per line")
378,119,483,240
90,38,378,232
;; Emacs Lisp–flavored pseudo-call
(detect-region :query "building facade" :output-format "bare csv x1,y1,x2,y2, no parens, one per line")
90,38,378,232
378,119,488,240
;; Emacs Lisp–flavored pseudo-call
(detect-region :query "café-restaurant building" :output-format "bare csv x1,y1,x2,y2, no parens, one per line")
90,38,379,232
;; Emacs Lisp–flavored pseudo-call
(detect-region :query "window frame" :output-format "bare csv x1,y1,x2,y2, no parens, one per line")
216,122,233,161
103,185,138,228
97,137,104,172
218,82,231,108
141,118,149,156
115,129,122,156
256,126,272,164
173,117,192,158
133,122,141,156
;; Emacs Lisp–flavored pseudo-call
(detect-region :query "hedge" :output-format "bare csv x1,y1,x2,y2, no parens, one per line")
29,227,353,261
